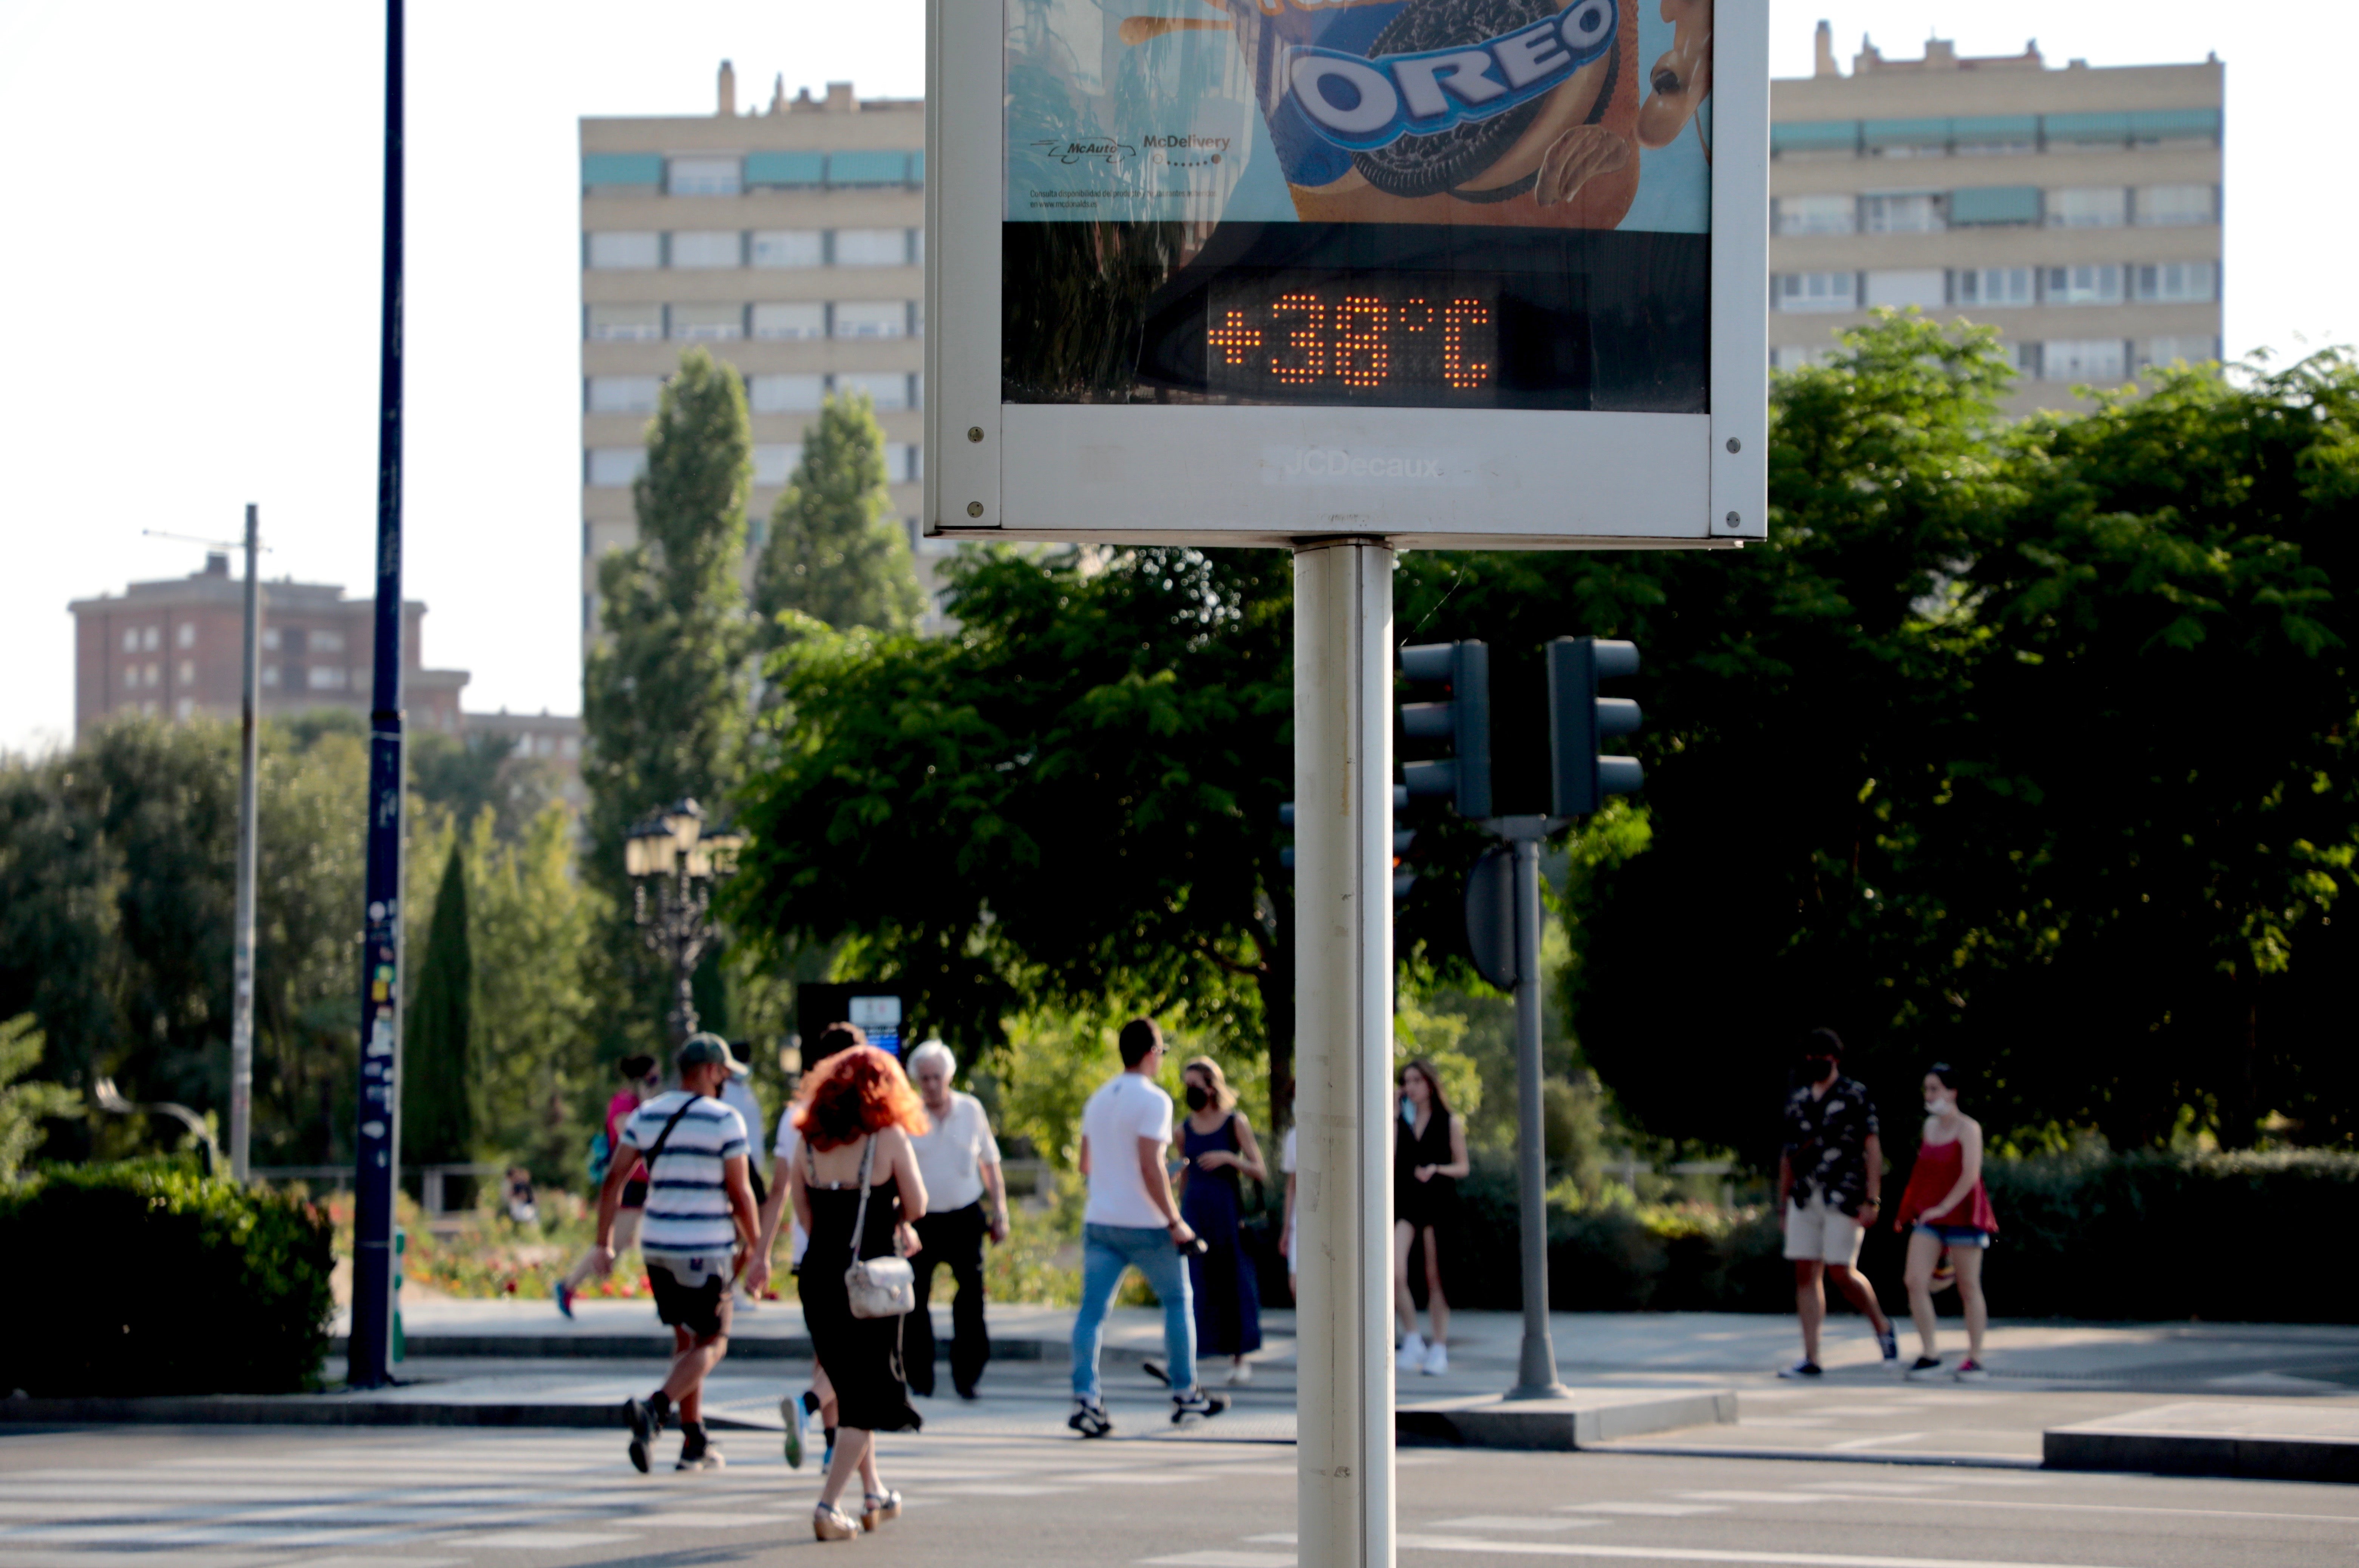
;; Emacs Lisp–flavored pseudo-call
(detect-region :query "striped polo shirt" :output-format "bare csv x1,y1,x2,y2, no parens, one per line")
621,1091,748,1256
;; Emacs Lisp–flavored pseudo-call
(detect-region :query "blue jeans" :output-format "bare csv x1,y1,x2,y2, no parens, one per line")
1071,1223,1194,1402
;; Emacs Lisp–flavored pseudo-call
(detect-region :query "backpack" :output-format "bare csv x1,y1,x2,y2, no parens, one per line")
586,1129,612,1188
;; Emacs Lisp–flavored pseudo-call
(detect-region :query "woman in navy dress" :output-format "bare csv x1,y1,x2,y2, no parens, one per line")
1175,1057,1269,1386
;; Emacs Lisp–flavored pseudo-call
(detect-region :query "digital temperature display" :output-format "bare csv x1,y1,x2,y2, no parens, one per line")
1202,277,1499,405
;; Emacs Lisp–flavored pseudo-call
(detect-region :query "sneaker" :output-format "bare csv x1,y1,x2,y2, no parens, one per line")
1226,1361,1254,1387
1954,1358,1989,1383
1172,1388,1229,1426
554,1281,575,1319
1068,1398,1114,1439
1396,1332,1428,1373
1422,1340,1448,1376
1776,1360,1823,1380
1905,1356,1943,1380
1141,1358,1170,1387
781,1394,806,1469
623,1397,661,1474
676,1444,726,1472
1877,1325,1899,1365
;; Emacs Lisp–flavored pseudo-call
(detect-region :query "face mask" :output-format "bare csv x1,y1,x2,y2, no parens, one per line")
1800,1057,1834,1079
1401,1097,1418,1124
1184,1084,1210,1111
1925,1095,1955,1116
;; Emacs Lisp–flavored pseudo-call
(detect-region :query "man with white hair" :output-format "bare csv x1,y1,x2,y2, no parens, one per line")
904,1039,1008,1400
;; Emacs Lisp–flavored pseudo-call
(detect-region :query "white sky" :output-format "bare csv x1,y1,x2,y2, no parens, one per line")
0,0,2344,755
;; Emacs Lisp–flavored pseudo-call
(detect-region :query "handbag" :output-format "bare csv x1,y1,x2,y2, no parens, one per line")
838,1136,916,1319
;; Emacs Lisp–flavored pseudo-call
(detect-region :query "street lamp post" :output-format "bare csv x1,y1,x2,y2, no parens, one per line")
624,799,746,1047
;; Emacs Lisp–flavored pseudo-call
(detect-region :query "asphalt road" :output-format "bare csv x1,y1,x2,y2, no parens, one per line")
3,1421,2356,1568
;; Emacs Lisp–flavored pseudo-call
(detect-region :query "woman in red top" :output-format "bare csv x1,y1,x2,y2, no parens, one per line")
1893,1063,1998,1381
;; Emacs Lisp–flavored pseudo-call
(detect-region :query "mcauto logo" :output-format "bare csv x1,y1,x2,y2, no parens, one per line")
1283,0,1617,151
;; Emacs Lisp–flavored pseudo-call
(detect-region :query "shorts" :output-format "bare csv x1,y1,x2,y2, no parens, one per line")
1783,1193,1864,1266
645,1253,735,1339
1916,1224,1992,1248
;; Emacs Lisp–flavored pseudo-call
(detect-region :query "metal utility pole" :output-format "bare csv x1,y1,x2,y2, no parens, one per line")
1498,819,1569,1398
1293,539,1396,1568
230,503,262,1184
348,0,407,1391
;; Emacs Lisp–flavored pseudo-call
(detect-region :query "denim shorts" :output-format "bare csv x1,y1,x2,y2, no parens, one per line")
1916,1224,1991,1248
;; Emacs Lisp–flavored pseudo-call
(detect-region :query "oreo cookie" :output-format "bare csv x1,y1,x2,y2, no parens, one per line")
1350,0,1565,199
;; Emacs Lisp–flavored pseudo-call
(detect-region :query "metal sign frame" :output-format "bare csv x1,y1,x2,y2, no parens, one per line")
926,0,1768,550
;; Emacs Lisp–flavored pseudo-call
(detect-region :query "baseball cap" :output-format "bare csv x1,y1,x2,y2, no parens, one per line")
678,1032,745,1074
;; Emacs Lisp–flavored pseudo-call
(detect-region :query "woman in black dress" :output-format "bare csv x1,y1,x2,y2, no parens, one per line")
1393,1058,1470,1377
1174,1057,1269,1386
749,1034,931,1542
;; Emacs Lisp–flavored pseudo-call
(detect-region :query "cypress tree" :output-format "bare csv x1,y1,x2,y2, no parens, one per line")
403,838,475,1166
754,391,925,641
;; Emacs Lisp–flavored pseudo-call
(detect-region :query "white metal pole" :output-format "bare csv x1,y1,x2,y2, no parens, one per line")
1508,831,1565,1395
1293,538,1395,1568
230,502,261,1184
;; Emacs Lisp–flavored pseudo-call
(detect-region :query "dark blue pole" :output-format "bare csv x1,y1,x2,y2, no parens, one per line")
349,0,406,1391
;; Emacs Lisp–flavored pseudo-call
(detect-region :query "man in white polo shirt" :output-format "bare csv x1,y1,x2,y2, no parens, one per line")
904,1040,1009,1400
592,1033,757,1474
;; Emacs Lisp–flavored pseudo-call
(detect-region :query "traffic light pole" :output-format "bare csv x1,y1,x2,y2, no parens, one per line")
1494,816,1571,1398
1293,539,1396,1568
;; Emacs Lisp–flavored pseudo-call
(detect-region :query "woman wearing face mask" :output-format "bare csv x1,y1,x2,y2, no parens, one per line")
1893,1063,1998,1381
1173,1057,1269,1386
1394,1059,1471,1376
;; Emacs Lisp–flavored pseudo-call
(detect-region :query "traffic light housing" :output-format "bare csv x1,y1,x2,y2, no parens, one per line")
1399,641,1493,820
1280,788,1416,902
1546,637,1643,817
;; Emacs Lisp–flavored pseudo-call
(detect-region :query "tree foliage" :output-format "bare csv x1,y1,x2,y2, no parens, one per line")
754,392,924,639
402,838,475,1165
0,1015,77,1181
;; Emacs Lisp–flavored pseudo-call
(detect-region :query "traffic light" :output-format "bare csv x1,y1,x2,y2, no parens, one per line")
1399,641,1492,819
1546,637,1643,817
1280,787,1416,903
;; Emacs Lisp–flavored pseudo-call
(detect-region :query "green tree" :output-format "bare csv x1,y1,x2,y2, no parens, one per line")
0,1015,78,1180
583,346,755,1051
468,803,601,1179
403,838,475,1165
754,392,925,639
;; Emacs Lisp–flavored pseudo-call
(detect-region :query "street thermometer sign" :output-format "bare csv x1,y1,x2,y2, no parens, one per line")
926,0,1766,547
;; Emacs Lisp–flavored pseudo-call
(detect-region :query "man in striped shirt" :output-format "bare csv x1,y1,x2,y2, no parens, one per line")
592,1033,758,1472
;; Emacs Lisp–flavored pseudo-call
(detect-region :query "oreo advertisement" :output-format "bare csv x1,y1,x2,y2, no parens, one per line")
1003,0,1717,413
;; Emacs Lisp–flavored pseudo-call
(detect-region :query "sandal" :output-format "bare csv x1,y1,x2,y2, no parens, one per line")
862,1489,903,1530
813,1503,862,1542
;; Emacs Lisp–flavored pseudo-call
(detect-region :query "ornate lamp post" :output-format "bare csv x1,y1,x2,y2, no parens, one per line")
624,798,747,1047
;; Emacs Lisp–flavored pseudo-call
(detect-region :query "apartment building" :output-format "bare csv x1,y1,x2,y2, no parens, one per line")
68,554,469,737
1771,26,2222,412
580,64,937,658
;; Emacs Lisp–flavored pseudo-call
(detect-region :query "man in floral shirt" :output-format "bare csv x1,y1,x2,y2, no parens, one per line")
1776,1029,1897,1378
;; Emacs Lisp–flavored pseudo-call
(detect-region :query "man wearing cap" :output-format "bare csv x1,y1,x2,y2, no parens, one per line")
593,1032,759,1472
904,1040,1009,1400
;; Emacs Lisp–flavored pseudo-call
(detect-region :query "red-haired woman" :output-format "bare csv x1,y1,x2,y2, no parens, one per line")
748,1028,931,1541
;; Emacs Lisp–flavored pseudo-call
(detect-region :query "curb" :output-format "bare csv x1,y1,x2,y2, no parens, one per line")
334,1334,1090,1363
1396,1389,1738,1452
2043,1428,2359,1483
0,1398,765,1431
1596,1442,2043,1470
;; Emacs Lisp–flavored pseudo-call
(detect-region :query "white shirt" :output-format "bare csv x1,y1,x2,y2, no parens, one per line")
1080,1071,1175,1230
911,1091,1002,1212
720,1076,764,1146
1281,1125,1297,1175
622,1092,748,1256
771,1110,811,1265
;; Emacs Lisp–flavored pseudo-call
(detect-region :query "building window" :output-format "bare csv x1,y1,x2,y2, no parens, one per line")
1946,185,2041,227
122,666,138,690
2045,264,2123,306
307,666,349,691
177,660,195,684
587,304,664,341
587,447,647,487
262,627,281,651
121,628,138,652
826,150,911,187
1772,194,1854,236
582,152,663,190
176,623,195,649
750,373,825,414
313,629,346,654
2137,185,2216,227
263,664,280,688
2138,335,2220,370
753,443,805,486
1864,269,1945,309
1770,344,1835,371
832,301,908,339
177,698,196,721
669,230,743,269
2135,261,2216,303
588,375,663,414
144,663,160,687
1954,266,2035,306
586,231,662,269
1772,272,1856,313
752,302,827,340
669,303,745,340
668,157,742,196
561,737,580,760
143,626,161,652
1861,193,1943,233
834,228,909,266
836,372,909,411
887,445,922,485
2043,339,2128,381
2047,188,2127,229
752,229,824,268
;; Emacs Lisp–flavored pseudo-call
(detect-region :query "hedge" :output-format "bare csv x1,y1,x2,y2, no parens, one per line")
1370,1148,2359,1323
0,1159,336,1395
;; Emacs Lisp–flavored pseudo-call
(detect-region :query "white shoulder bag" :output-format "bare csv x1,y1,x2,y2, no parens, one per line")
838,1136,915,1319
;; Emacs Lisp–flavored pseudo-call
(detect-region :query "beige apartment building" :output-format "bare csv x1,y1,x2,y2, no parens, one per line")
580,64,938,658
1772,25,2222,412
